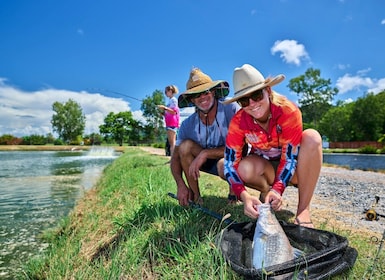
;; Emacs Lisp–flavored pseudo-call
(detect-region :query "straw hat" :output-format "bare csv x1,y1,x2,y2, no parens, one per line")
178,68,229,108
222,64,285,105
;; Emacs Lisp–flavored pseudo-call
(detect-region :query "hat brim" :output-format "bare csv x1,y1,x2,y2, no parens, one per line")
178,80,229,108
222,74,285,105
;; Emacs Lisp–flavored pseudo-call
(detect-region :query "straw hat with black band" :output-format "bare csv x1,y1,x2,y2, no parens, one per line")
178,68,230,108
222,64,285,105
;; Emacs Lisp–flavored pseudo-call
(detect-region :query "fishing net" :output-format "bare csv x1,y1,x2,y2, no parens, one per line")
218,221,358,280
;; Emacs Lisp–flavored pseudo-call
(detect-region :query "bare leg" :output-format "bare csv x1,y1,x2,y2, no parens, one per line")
238,155,275,200
167,129,177,157
294,129,322,227
178,139,203,202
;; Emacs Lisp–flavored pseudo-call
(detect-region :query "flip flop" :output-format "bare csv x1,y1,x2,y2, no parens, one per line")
295,217,314,229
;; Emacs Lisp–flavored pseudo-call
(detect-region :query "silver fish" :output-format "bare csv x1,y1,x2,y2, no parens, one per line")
252,203,297,269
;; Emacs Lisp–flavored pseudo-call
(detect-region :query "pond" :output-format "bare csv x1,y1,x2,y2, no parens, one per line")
0,148,118,279
323,153,385,172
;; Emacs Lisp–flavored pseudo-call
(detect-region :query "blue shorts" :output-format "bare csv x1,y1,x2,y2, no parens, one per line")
200,159,219,176
166,126,178,132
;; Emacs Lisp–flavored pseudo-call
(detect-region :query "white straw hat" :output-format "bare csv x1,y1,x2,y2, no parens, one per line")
223,64,285,104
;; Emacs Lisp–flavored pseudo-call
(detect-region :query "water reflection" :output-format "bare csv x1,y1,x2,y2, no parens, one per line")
0,148,117,279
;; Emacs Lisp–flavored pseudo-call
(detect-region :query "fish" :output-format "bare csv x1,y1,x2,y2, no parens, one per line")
252,203,299,269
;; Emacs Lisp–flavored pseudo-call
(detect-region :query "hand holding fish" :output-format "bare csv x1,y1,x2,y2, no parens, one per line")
240,191,263,219
265,189,283,211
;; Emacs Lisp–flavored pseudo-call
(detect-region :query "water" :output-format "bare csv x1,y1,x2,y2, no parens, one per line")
323,153,385,172
0,147,118,279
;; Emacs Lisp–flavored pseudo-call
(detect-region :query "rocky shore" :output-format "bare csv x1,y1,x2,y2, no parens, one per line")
284,166,385,236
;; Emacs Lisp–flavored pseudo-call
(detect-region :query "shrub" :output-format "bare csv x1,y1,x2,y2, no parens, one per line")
358,145,378,154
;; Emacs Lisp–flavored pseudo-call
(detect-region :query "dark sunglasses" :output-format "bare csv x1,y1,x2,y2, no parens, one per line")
190,89,215,99
237,89,265,107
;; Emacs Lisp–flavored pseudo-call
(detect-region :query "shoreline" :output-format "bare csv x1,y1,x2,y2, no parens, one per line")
2,145,384,235
0,145,126,152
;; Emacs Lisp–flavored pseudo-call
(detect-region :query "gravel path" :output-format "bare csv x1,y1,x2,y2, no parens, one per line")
139,147,385,236
283,166,385,236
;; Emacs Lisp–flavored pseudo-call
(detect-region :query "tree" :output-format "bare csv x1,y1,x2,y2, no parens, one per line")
288,68,338,129
350,93,383,141
51,99,86,143
319,103,354,142
99,111,141,146
140,90,165,142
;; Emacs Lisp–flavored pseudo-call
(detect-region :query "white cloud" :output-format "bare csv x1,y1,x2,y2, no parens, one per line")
271,39,309,66
381,19,385,25
336,64,350,70
0,80,142,137
336,70,385,95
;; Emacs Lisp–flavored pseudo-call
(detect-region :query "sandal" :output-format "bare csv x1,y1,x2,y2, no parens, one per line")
295,217,314,229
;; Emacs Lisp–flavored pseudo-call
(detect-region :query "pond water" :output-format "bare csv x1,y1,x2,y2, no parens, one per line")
0,148,118,279
323,153,385,172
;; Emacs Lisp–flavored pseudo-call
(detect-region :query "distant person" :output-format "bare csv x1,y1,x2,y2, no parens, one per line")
223,64,322,228
170,68,240,206
158,85,180,157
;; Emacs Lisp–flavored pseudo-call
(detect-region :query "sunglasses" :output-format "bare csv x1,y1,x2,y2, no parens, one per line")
190,89,215,99
237,89,265,107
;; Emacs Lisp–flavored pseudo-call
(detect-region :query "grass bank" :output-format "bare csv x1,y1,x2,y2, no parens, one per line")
21,148,384,279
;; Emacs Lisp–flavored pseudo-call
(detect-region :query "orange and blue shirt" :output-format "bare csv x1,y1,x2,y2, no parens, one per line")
224,100,302,197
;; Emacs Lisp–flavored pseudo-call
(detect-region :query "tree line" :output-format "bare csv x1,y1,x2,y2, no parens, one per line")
1,68,384,147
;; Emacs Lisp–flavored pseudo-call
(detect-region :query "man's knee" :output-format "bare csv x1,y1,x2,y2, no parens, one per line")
178,139,196,156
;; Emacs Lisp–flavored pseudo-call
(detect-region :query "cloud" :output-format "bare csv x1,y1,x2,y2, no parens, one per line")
271,40,309,66
0,80,142,137
381,19,385,24
336,70,385,95
336,64,350,70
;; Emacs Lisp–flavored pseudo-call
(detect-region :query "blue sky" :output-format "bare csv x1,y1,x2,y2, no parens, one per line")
0,0,384,137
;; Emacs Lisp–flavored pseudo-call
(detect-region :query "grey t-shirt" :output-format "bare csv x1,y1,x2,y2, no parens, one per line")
176,101,239,148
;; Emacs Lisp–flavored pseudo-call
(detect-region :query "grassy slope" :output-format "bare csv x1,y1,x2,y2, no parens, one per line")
21,148,384,279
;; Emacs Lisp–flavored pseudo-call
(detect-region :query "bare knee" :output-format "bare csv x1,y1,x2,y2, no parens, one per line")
238,158,264,183
178,139,196,157
302,129,322,149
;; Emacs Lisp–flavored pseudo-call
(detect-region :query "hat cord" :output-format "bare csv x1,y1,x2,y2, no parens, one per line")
197,101,222,148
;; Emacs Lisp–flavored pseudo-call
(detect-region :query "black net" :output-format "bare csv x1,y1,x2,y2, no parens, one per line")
218,221,358,280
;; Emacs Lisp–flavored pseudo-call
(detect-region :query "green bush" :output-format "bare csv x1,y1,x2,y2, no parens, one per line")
358,145,378,154
54,139,65,145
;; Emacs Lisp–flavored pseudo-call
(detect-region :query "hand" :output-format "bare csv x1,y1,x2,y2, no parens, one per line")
241,191,262,219
265,190,283,211
188,152,206,180
177,185,190,206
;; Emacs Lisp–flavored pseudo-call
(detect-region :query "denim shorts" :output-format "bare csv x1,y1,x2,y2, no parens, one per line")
166,126,178,132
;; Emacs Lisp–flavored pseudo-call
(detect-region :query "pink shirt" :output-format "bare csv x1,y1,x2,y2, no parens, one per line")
164,96,180,128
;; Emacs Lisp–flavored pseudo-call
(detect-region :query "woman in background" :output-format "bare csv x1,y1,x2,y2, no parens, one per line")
158,85,180,157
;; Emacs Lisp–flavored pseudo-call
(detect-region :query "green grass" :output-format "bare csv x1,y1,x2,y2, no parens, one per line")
20,148,385,279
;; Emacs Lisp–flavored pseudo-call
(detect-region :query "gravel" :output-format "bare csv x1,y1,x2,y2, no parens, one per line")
283,166,385,236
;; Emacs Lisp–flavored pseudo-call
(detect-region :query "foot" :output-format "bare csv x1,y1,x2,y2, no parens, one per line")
294,217,314,229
